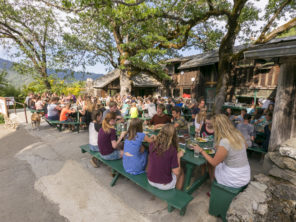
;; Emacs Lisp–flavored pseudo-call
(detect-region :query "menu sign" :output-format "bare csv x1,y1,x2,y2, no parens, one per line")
0,97,8,116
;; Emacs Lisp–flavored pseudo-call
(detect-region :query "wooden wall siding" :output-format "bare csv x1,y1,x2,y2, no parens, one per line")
232,64,280,89
173,70,199,86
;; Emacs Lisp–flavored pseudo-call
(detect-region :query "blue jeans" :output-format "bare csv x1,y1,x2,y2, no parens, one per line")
89,144,99,152
100,150,121,160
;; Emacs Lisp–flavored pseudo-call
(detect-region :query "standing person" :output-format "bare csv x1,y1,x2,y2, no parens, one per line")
89,110,103,168
236,114,255,148
194,114,251,188
147,124,184,190
150,104,171,128
171,106,188,135
123,119,155,175
98,112,126,160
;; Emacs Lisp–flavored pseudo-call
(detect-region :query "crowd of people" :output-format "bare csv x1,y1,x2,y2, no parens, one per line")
24,92,274,192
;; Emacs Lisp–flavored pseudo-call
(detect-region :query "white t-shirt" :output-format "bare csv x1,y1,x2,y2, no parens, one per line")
89,122,98,146
145,103,156,118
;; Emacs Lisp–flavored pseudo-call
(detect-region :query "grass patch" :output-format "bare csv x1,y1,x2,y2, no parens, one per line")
0,114,4,124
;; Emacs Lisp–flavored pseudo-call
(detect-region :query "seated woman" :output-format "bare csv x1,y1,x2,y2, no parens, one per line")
195,109,206,136
98,112,126,160
123,118,155,175
47,97,62,121
147,124,184,190
200,114,214,138
194,114,250,188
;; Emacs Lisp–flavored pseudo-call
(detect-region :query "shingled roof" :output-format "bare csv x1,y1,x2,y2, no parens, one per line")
93,69,161,88
244,36,296,59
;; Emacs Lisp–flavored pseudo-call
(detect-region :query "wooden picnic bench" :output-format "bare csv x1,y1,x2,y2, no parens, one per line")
80,144,193,216
45,119,84,133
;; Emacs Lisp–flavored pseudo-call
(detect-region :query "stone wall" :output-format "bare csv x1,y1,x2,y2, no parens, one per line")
227,138,296,222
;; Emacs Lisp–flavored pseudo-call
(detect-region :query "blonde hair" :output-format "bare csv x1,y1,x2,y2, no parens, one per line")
102,112,116,133
152,124,178,155
213,114,245,150
84,99,94,112
196,109,207,124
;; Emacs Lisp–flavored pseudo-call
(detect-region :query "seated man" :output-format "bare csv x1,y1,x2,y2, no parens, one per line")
234,109,247,125
236,114,255,148
171,106,188,135
150,104,171,128
102,101,123,122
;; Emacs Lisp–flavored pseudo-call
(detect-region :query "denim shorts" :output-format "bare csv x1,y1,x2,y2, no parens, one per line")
100,150,121,160
148,173,177,190
89,144,99,152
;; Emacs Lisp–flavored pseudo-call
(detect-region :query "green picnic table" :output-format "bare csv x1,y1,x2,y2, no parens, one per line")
124,115,152,121
180,140,214,194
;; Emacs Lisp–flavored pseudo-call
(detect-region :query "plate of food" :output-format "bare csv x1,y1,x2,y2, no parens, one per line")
203,148,215,155
196,137,208,143
186,140,198,150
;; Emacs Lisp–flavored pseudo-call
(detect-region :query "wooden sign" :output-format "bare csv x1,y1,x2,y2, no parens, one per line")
0,97,8,117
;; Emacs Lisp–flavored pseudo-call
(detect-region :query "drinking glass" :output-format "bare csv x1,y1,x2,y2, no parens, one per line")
194,149,200,158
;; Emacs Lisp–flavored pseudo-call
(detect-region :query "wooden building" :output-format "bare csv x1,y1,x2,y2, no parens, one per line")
164,38,294,110
89,69,163,97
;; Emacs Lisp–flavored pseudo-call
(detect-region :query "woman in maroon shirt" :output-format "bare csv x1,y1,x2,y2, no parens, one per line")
147,124,184,190
98,112,126,160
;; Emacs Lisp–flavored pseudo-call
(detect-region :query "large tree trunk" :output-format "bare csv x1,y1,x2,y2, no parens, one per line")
120,69,132,97
269,59,296,151
213,58,231,114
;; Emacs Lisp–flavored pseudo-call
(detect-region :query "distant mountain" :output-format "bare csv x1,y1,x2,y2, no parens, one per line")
0,58,104,88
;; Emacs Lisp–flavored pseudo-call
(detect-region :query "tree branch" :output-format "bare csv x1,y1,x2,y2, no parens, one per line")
256,0,292,44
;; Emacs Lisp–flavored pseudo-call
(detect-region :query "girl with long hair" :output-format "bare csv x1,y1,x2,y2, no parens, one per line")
123,118,155,175
98,112,126,160
194,114,250,188
147,124,184,190
195,109,207,136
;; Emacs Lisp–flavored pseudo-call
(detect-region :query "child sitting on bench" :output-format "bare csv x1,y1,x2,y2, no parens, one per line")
98,112,126,160
147,124,184,190
123,118,155,175
89,110,102,167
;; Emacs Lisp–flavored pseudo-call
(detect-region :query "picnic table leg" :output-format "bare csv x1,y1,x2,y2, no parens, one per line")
110,172,120,187
76,124,80,133
183,163,195,191
186,173,208,195
180,206,187,216
58,124,62,132
167,205,174,213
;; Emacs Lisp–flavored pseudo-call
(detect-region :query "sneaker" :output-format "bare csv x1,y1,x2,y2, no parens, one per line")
90,157,100,168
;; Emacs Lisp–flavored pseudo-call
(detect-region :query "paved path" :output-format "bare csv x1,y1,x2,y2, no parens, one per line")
0,112,226,222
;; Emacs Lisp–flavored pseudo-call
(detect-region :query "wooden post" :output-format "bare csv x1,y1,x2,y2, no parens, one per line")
269,59,296,151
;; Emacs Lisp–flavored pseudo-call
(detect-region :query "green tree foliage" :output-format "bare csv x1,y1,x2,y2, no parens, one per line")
0,0,70,89
22,76,85,96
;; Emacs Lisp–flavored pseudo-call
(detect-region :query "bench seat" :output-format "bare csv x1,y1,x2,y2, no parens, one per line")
80,144,193,216
247,146,267,154
45,119,84,133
